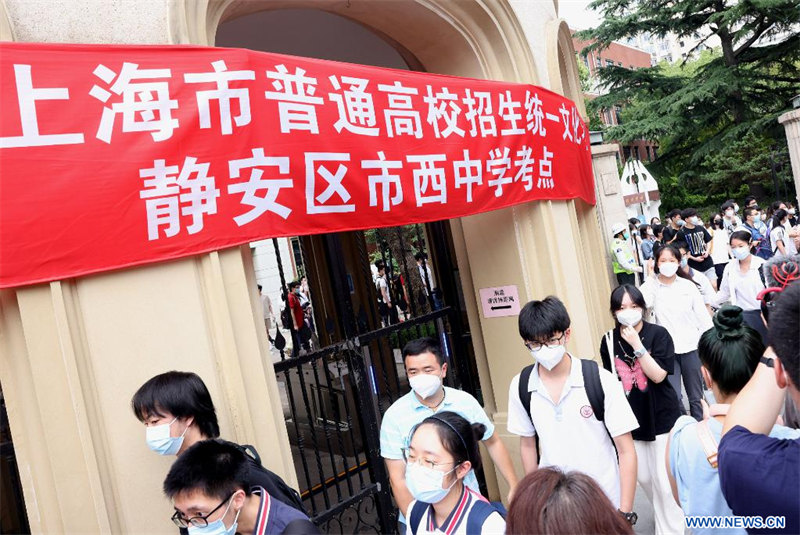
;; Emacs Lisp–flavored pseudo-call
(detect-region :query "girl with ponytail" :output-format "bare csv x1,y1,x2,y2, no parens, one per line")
641,245,713,421
666,306,800,532
403,411,505,534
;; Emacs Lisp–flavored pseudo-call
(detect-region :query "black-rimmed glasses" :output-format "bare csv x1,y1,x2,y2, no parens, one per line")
524,332,566,351
171,492,234,528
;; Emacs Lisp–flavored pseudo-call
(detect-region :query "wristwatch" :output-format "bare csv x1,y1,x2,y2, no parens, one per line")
760,356,775,368
619,510,638,526
633,346,647,358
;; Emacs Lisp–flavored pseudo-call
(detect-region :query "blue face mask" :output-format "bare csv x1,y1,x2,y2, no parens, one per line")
145,417,189,456
405,462,459,504
680,257,688,268
187,498,240,535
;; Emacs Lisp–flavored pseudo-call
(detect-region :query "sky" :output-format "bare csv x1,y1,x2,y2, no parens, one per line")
557,0,604,31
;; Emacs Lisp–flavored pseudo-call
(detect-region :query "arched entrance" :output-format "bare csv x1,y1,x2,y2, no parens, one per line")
169,2,542,532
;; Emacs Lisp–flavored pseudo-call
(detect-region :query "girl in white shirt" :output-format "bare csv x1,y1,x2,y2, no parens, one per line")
770,209,798,258
641,245,713,421
404,411,505,535
714,230,767,343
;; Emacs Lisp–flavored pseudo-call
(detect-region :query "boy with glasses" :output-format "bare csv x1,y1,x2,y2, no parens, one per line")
506,297,640,526
164,439,319,535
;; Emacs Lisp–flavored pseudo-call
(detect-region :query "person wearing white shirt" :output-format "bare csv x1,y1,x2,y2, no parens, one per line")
641,245,713,421
676,241,715,315
713,230,767,343
770,209,798,258
506,296,639,528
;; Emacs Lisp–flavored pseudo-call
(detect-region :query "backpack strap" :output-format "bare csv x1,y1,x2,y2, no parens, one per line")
466,500,498,534
408,500,428,534
696,420,719,468
581,359,605,422
518,364,535,421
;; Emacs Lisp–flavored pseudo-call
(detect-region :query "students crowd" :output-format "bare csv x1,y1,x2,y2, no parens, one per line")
127,196,799,535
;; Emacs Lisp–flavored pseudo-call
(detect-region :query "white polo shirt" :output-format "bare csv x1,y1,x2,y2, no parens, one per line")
506,355,639,507
640,275,713,354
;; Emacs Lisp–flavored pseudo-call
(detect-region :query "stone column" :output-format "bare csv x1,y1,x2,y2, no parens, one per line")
591,143,629,286
779,109,800,206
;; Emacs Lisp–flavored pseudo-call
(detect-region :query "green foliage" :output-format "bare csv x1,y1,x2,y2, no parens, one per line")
578,0,800,205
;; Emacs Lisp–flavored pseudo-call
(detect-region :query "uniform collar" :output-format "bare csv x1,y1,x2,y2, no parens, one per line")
428,484,471,535
527,355,582,393
409,385,451,411
252,486,271,535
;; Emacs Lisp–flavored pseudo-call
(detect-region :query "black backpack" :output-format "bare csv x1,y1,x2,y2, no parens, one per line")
235,443,307,515
281,301,293,330
518,359,616,456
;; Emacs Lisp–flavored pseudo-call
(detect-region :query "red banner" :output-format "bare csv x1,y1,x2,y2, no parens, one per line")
0,43,594,288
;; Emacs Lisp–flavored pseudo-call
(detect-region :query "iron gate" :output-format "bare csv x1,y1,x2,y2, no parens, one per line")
264,222,480,533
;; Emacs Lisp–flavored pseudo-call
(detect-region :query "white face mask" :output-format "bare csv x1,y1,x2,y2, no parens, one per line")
725,209,734,217
145,417,188,456
409,373,442,399
405,462,459,504
529,344,566,370
689,216,699,225
732,245,751,261
659,262,679,277
790,209,797,216
616,308,643,327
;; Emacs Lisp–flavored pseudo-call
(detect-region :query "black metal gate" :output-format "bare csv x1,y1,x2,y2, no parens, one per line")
264,222,480,533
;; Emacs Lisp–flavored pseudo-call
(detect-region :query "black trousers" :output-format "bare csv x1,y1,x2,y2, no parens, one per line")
616,272,636,287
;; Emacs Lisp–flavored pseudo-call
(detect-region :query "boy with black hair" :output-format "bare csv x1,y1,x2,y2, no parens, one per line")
380,337,518,533
678,208,717,290
720,281,800,534
132,371,305,514
506,297,640,526
164,439,318,535
662,209,683,244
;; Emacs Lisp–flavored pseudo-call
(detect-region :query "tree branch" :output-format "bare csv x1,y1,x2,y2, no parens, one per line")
733,17,770,58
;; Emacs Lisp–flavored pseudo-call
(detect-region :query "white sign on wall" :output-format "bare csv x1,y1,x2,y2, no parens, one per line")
479,285,521,318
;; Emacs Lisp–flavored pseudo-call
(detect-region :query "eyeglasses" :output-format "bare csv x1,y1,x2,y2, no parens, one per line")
401,448,458,471
524,333,566,351
171,492,234,528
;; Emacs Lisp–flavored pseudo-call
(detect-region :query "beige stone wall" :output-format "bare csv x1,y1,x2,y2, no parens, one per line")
779,109,800,207
0,0,619,531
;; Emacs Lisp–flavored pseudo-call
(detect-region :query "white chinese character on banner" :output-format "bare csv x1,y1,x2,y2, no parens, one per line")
406,154,447,206
462,89,497,137
362,151,403,211
264,64,323,133
538,146,554,189
499,90,524,135
572,108,585,145
184,60,255,135
228,148,293,224
559,103,573,142
328,76,379,136
0,64,85,148
486,147,512,197
138,156,219,240
90,62,179,143
377,81,422,138
524,91,546,136
453,149,482,203
514,145,535,192
423,86,465,138
305,152,355,214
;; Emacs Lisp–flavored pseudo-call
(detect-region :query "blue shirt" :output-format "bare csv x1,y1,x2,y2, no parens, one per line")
670,417,800,535
380,386,495,522
718,426,800,534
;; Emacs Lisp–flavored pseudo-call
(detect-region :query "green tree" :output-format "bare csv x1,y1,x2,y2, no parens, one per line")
577,0,800,201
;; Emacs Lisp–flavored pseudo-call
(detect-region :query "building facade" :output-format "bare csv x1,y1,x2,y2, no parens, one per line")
0,1,625,533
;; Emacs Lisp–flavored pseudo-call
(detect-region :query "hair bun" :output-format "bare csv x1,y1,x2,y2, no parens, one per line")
713,305,747,340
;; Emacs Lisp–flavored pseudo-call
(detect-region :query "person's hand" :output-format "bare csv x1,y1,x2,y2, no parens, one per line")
634,266,643,273
620,325,644,351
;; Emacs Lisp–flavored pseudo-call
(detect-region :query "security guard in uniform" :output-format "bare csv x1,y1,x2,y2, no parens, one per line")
610,222,643,286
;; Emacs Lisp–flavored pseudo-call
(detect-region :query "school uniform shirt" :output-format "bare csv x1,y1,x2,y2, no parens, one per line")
770,225,798,257
709,227,731,265
689,268,715,305
380,386,495,523
250,487,319,535
405,486,505,535
640,276,713,354
714,256,766,311
507,355,639,507
679,225,714,272
599,323,682,442
718,426,800,534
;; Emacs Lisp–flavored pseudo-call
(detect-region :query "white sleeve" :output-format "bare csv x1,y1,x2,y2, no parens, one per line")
640,279,656,309
698,275,713,304
714,263,732,307
599,369,639,437
506,374,536,437
691,284,713,332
